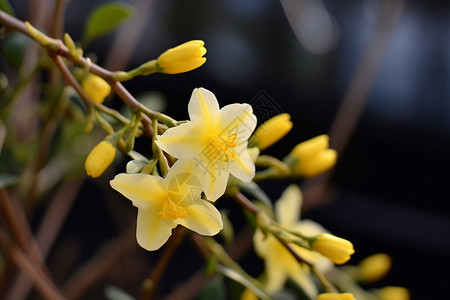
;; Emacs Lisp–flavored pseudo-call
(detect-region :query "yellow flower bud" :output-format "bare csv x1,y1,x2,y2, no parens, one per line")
81,74,111,104
85,140,116,178
251,113,293,150
317,293,355,300
359,253,392,283
288,135,337,177
157,40,207,74
293,148,337,177
312,233,355,265
377,286,410,300
291,134,329,159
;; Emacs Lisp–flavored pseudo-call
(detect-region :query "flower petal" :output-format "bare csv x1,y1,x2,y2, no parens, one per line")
179,200,223,235
164,158,205,207
226,144,255,182
275,184,302,226
136,206,177,251
203,167,230,201
110,173,165,209
155,121,205,159
265,254,288,293
188,88,220,124
216,103,257,141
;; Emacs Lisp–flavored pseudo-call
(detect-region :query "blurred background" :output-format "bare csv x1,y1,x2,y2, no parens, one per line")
5,0,450,299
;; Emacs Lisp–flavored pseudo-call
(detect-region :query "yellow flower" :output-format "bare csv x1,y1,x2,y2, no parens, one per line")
157,40,207,74
317,293,355,300
311,233,354,265
358,253,391,283
110,159,223,251
253,185,333,298
377,286,410,300
81,74,111,103
155,88,257,201
250,113,293,150
288,135,337,177
85,140,116,178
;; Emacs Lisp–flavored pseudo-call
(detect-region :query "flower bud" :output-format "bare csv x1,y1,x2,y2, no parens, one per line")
157,40,207,74
312,233,354,265
293,148,337,177
287,135,337,177
377,286,410,300
359,253,392,283
250,113,293,150
85,140,116,178
317,293,355,300
81,74,111,104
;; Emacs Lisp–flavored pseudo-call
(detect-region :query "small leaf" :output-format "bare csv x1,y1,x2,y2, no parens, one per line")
0,174,18,189
0,32,32,69
126,160,147,174
104,285,135,300
217,265,271,300
82,2,135,46
237,181,273,210
219,210,234,247
0,0,15,16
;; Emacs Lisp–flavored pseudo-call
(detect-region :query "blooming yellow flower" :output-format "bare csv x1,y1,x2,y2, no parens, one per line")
81,74,111,103
155,88,257,201
311,233,354,265
317,293,355,300
85,140,116,178
377,286,410,300
110,159,223,251
288,134,337,177
358,253,391,283
157,40,207,74
250,113,293,150
253,185,333,298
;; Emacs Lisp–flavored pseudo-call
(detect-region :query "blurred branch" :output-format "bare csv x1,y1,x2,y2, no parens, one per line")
6,179,83,300
61,222,137,300
302,0,408,210
0,230,66,300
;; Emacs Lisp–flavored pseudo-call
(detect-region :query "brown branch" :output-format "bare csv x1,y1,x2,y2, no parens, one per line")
0,230,66,300
61,222,137,300
140,227,186,300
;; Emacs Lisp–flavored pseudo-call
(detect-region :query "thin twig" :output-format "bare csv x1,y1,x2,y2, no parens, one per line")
140,227,186,300
0,230,66,300
61,222,137,300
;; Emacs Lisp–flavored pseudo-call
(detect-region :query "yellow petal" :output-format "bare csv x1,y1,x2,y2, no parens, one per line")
180,200,223,235
216,103,257,141
275,184,302,226
203,167,230,201
136,206,177,251
110,173,165,209
155,121,206,159
226,145,255,183
188,88,220,124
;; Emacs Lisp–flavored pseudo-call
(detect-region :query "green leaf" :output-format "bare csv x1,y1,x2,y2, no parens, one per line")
0,0,15,16
82,2,135,46
198,276,226,300
0,174,18,188
237,181,273,210
0,32,32,69
126,159,147,174
104,285,135,300
216,265,271,300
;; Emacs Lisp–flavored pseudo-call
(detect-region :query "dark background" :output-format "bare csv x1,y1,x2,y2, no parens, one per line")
9,0,450,299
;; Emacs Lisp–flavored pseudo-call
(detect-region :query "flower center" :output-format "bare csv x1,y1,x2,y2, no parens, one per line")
206,133,238,162
158,196,187,219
